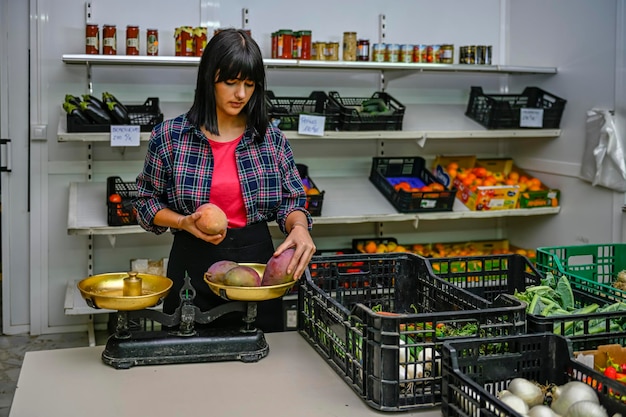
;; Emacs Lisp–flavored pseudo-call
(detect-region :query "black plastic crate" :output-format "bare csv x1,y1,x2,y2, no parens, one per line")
106,176,138,226
440,333,626,417
465,86,566,129
329,91,405,131
298,253,526,411
369,157,456,213
296,163,324,216
428,254,626,351
67,97,163,133
266,90,340,131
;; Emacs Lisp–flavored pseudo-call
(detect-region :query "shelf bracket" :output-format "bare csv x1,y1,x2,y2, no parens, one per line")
106,234,117,248
378,14,387,91
87,235,94,277
86,62,93,94
241,8,250,29
413,217,419,229
375,222,384,237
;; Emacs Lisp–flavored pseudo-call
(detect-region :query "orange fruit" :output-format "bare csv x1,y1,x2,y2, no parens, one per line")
306,188,321,195
364,241,377,253
394,181,412,192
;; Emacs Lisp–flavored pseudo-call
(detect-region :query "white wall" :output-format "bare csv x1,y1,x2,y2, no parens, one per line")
16,0,625,333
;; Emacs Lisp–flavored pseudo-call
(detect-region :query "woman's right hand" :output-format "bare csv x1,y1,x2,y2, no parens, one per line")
178,212,227,245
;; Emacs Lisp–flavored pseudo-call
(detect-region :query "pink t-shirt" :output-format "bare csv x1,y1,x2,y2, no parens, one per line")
208,135,247,228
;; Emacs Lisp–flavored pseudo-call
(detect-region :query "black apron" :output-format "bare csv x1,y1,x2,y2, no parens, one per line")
165,222,284,332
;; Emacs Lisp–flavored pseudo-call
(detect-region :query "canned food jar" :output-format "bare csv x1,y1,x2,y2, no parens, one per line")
177,26,194,56
399,44,413,63
102,25,117,55
146,29,159,56
299,30,312,60
372,43,386,62
476,45,485,65
357,39,370,61
193,27,207,57
126,25,139,55
386,44,399,62
467,45,476,64
342,31,357,61
276,29,293,59
326,42,339,61
484,45,492,65
271,32,278,58
312,42,325,60
85,24,99,55
440,44,454,64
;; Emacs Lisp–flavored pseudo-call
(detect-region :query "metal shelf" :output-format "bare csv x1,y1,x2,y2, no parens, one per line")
61,54,558,75
67,179,559,236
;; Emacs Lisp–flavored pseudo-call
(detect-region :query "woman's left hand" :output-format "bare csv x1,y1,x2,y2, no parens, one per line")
273,226,316,281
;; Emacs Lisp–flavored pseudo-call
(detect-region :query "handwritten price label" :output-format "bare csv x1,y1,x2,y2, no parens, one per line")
520,108,544,128
110,125,140,147
298,114,325,137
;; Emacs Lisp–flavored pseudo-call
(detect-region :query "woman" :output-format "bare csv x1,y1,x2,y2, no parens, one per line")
134,28,315,333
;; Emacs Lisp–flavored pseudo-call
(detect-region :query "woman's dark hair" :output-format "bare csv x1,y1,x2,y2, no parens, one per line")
188,28,268,138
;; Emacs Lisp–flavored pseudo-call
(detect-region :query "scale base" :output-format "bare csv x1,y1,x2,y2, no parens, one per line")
102,327,269,369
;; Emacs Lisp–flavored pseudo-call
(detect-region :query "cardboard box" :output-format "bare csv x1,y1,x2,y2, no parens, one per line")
576,344,626,371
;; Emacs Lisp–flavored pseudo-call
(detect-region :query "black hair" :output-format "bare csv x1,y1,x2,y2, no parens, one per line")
188,28,268,138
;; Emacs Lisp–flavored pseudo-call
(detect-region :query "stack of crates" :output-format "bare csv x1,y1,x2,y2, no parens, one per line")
298,252,526,411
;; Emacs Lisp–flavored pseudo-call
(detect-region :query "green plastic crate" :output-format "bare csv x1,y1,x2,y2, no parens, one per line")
536,243,626,302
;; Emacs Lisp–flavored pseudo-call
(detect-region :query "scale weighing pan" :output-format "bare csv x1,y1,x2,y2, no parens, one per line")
204,262,296,302
78,271,173,310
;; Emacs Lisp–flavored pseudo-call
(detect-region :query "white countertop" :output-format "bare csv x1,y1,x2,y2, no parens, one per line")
10,332,441,417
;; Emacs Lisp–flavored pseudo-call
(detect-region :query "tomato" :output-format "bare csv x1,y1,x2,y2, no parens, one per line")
605,366,618,379
108,193,122,203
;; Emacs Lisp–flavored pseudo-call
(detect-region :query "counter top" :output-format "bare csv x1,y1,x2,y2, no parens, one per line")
10,332,441,417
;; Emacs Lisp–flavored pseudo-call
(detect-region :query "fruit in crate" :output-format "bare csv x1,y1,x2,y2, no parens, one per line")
455,166,544,192
195,203,228,235
392,179,446,193
262,248,296,286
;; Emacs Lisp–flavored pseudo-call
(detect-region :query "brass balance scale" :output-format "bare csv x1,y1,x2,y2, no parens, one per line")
77,264,296,369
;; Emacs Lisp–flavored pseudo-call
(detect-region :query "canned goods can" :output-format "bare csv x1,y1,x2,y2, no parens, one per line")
467,45,476,64
484,45,492,65
399,44,413,63
440,44,454,64
357,39,370,61
102,25,117,55
429,44,441,63
85,24,99,55
372,43,386,62
193,27,207,57
146,29,159,56
386,44,399,62
126,25,139,55
342,32,357,61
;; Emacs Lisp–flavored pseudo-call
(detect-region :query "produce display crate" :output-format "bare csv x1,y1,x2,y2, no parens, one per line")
296,163,324,216
465,86,567,129
328,91,405,131
298,252,526,412
106,176,138,226
440,333,626,417
266,90,340,131
428,254,626,351
369,157,456,213
536,243,626,302
67,97,163,133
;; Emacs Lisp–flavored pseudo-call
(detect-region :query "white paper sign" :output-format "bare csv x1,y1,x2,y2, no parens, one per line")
520,108,544,128
298,114,325,137
110,125,140,147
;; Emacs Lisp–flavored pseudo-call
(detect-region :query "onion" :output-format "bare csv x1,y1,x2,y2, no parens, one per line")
551,381,599,415
498,391,529,415
528,405,560,417
508,377,544,407
565,400,608,417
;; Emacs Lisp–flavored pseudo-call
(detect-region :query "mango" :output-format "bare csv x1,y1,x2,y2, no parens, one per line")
261,248,295,286
223,265,261,287
205,260,239,284
195,203,228,235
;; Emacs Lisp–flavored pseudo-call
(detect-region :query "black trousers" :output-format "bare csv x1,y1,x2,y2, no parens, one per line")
165,222,284,332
